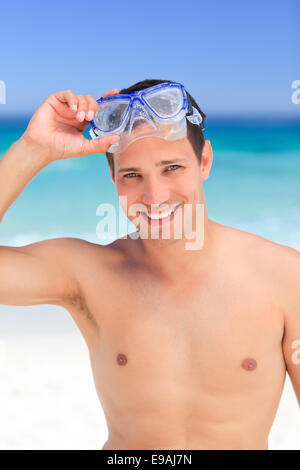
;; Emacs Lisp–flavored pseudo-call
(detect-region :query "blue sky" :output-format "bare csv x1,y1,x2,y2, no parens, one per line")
0,0,299,117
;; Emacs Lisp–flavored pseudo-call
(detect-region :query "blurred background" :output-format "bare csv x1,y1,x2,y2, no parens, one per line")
0,0,299,450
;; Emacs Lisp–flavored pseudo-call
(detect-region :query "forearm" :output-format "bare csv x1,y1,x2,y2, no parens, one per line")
0,136,50,223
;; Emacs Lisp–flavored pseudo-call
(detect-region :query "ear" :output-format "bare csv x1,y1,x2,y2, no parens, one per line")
201,140,213,181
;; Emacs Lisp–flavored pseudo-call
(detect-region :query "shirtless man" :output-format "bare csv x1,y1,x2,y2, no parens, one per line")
0,82,299,451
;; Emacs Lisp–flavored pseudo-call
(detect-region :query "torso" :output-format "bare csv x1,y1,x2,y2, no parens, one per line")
65,223,287,450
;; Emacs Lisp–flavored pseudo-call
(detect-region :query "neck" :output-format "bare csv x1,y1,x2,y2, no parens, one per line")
136,209,219,282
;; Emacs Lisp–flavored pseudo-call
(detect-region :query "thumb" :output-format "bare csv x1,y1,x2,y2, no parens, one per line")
81,134,120,156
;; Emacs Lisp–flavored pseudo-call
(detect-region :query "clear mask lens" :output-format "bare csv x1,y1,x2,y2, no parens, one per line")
94,99,130,132
143,87,184,118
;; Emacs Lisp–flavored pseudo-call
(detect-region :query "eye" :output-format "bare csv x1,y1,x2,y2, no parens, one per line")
123,172,139,179
166,165,182,172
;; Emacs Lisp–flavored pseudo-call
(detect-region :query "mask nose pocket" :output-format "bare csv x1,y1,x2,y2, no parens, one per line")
126,100,157,136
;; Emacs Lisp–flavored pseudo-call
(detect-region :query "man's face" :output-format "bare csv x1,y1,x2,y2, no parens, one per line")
111,135,212,244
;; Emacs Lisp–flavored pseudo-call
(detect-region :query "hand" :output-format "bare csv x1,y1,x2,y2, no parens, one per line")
21,89,120,161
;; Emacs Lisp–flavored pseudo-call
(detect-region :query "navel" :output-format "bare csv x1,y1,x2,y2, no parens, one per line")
241,358,257,371
117,353,128,366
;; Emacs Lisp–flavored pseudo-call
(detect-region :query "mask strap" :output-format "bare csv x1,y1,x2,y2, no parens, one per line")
89,127,100,139
186,106,204,128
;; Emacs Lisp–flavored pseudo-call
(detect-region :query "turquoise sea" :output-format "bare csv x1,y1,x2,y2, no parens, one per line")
0,116,299,250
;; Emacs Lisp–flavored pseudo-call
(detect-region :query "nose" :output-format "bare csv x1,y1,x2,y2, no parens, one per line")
141,175,171,206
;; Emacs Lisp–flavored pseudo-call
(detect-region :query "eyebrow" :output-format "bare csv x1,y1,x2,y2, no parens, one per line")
117,158,187,173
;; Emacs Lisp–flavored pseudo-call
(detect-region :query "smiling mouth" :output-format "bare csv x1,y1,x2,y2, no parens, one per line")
141,204,181,223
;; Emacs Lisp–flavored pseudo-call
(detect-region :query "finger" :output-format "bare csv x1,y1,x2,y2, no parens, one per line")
76,95,89,122
85,94,98,121
85,89,119,121
98,88,119,100
55,90,78,112
81,134,120,156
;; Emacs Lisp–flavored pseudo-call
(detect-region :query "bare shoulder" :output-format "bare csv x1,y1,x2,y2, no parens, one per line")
20,235,130,277
216,221,299,266
216,221,300,304
37,235,132,299
49,235,136,271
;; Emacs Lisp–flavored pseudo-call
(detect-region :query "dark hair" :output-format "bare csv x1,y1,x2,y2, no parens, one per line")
105,79,206,178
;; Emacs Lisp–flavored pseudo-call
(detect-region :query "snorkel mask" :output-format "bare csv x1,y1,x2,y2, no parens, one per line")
89,82,204,154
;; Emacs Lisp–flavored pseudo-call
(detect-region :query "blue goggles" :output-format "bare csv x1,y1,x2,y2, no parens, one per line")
89,82,204,153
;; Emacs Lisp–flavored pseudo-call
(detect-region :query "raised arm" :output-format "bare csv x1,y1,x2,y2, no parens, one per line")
0,88,120,308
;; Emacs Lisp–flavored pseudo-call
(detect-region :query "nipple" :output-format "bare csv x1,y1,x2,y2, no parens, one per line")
117,353,128,366
241,358,257,371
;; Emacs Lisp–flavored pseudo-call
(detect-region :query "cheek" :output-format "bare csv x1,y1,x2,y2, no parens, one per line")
174,172,199,195
116,179,134,196
180,177,202,206
116,183,140,213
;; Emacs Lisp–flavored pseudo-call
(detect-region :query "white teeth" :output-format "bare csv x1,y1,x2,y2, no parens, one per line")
145,205,179,220
148,211,172,220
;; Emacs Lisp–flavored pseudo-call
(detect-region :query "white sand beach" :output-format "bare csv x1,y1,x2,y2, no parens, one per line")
0,304,299,450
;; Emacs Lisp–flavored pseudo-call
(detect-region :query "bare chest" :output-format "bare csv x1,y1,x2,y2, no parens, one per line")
87,271,285,398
